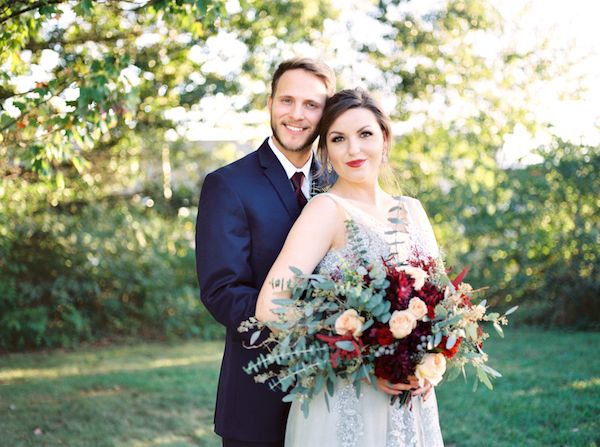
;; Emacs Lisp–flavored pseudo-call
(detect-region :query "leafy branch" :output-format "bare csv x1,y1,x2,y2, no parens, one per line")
0,0,65,25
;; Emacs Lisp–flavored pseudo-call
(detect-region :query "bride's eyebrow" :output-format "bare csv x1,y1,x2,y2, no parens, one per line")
328,130,344,137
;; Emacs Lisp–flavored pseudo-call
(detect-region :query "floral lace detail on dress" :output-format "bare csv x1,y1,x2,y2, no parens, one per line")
419,397,444,447
315,195,409,274
333,383,364,447
387,402,418,447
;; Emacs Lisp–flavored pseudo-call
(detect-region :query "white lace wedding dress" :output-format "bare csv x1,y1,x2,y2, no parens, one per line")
285,194,444,447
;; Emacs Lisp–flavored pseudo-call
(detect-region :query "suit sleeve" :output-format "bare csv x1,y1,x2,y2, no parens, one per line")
195,171,258,333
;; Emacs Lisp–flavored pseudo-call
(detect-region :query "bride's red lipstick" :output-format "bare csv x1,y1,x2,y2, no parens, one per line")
346,159,366,168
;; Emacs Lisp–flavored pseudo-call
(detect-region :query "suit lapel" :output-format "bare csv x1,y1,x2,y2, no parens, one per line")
257,140,300,219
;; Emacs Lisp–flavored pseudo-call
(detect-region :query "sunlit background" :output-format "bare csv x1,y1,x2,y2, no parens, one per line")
0,1,599,445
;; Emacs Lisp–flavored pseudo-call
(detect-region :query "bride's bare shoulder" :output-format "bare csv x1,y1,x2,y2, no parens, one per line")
302,193,347,221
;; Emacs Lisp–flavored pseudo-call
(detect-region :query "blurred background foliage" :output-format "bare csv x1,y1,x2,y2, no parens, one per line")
0,0,598,350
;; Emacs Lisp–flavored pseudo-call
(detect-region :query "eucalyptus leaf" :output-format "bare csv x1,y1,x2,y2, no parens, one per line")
434,304,448,318
493,322,504,338
301,399,309,418
314,281,335,290
271,307,288,314
324,388,331,412
289,266,303,276
445,333,457,349
466,323,478,340
335,340,356,351
480,364,502,378
327,377,335,396
476,367,494,390
444,365,462,382
362,319,374,332
249,330,262,345
434,331,443,347
272,298,295,306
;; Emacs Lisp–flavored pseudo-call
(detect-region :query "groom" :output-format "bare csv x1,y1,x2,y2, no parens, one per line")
195,58,336,447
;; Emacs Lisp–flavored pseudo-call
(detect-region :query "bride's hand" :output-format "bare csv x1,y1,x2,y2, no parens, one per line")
410,378,434,401
375,376,419,396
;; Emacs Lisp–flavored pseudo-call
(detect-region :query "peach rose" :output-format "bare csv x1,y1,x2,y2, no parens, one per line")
398,266,429,290
408,297,428,320
415,353,447,386
335,309,365,338
389,310,417,339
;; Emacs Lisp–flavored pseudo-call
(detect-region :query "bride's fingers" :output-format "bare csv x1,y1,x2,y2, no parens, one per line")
376,378,410,395
411,380,433,400
387,382,414,391
376,383,403,395
423,386,434,401
411,384,430,397
406,375,420,388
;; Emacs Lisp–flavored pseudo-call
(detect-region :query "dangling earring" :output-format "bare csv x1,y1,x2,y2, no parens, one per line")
382,151,389,163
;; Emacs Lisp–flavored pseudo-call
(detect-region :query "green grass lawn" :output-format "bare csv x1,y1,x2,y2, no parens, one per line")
0,328,598,447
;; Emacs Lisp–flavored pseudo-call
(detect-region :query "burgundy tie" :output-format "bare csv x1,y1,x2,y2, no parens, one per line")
291,172,308,209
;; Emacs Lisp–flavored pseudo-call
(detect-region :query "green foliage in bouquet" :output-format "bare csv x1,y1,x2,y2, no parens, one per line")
240,215,517,415
240,221,391,417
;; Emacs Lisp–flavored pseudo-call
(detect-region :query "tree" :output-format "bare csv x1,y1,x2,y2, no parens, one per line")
0,0,334,349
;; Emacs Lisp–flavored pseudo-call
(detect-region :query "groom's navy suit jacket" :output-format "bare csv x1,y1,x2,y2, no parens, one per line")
195,139,326,442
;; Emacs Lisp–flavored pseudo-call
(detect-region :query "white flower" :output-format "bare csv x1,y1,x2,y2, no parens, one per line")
389,310,417,339
415,353,447,387
398,266,429,290
408,297,428,320
335,309,365,338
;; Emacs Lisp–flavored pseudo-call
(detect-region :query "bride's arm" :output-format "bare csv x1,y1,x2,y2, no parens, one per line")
255,195,345,322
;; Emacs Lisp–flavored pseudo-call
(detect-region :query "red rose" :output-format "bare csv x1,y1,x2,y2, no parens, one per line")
375,327,394,346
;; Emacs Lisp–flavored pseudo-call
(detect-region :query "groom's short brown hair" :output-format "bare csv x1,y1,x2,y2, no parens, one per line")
271,58,336,97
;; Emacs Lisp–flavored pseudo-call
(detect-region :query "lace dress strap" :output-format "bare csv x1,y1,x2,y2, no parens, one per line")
314,193,357,222
401,196,440,259
316,193,401,234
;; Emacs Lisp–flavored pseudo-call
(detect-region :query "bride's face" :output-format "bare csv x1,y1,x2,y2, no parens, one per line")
325,107,387,185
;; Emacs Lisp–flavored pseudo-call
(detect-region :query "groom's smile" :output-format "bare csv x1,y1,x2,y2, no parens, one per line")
284,123,307,133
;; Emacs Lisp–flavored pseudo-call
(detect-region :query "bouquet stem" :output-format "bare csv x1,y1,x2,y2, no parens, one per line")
390,390,411,407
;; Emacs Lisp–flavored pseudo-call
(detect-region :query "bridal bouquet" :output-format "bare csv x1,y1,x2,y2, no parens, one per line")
239,221,516,416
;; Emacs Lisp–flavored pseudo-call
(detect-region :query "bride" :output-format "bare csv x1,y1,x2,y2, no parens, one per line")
255,88,444,447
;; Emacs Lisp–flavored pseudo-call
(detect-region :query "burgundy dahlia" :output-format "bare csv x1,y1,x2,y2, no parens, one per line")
374,341,415,383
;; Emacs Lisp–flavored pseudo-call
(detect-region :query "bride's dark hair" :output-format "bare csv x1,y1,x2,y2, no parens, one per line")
316,88,393,183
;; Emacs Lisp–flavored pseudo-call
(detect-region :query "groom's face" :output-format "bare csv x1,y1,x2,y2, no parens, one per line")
268,69,328,155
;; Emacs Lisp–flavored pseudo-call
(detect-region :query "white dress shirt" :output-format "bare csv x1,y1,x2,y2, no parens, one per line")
268,137,312,199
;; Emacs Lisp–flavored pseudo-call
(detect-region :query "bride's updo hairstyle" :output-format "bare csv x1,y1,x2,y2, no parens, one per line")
317,88,395,187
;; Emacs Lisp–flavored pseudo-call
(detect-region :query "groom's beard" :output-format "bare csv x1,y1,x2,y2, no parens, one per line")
271,120,319,154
